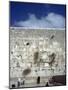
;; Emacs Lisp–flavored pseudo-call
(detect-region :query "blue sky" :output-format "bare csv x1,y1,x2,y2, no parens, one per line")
10,1,66,28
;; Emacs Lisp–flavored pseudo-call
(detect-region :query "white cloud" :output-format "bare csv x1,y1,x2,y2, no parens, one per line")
15,13,65,29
